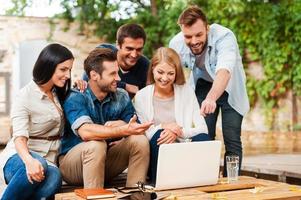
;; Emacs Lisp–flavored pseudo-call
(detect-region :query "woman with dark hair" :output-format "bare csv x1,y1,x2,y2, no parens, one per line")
0,43,74,200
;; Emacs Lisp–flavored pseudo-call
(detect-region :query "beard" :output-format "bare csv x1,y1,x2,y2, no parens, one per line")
188,37,208,55
99,82,117,93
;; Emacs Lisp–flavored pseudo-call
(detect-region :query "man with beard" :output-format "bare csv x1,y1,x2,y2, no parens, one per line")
169,5,249,176
59,48,152,188
82,23,149,98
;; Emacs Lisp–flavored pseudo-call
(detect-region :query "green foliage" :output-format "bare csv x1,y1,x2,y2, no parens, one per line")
191,0,301,128
5,0,301,129
134,0,186,57
5,0,31,16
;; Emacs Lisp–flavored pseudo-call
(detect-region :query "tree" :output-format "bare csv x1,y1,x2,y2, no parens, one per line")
6,0,301,130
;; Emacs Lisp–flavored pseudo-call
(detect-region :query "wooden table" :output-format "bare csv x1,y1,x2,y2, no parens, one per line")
55,176,301,200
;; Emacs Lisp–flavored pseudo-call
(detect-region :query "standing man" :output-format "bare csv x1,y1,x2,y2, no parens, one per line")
169,5,249,175
60,48,152,188
83,23,149,98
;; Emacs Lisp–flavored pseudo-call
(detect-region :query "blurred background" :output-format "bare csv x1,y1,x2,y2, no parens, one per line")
0,0,300,183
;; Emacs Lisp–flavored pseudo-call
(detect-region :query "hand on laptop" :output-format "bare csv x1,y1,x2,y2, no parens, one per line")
157,129,177,145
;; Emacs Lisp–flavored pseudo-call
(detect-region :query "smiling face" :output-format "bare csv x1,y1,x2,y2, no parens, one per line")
181,19,208,55
153,62,176,91
117,37,144,70
96,60,120,93
51,59,73,87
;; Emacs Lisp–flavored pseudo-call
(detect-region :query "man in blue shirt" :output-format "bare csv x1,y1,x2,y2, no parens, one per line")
169,6,250,176
83,24,149,98
59,48,152,188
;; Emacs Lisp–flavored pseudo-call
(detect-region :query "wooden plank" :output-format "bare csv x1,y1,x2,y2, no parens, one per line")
55,176,301,200
198,185,301,200
196,176,266,192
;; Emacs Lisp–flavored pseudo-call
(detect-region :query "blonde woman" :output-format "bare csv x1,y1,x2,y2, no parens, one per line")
134,47,209,184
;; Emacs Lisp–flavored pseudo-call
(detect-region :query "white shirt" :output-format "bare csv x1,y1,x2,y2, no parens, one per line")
0,81,63,196
133,83,208,140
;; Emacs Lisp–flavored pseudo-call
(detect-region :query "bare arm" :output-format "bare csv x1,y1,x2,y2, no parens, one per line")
78,115,153,141
125,83,139,95
200,69,230,116
104,120,127,127
15,136,45,183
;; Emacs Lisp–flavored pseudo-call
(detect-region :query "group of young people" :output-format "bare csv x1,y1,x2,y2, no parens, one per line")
0,5,249,200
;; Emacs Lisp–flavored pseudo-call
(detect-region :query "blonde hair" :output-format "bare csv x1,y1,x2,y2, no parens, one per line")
147,47,186,85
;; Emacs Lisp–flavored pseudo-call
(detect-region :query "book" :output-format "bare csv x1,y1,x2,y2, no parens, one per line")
74,188,116,199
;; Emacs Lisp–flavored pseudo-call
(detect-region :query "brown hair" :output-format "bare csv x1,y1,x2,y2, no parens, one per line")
116,23,146,46
84,48,117,79
147,47,185,85
178,5,208,27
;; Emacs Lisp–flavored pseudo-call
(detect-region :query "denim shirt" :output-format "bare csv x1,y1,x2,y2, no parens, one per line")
169,23,249,116
60,87,135,155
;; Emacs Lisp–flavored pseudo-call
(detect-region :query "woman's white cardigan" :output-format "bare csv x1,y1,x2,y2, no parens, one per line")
133,83,208,140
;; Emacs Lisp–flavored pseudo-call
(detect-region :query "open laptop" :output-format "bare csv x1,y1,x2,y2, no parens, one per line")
155,140,222,190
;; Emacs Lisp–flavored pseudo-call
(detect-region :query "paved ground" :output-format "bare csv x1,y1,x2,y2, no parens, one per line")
242,154,301,178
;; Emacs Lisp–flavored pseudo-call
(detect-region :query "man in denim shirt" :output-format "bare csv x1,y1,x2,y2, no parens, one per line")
59,48,152,188
169,6,250,176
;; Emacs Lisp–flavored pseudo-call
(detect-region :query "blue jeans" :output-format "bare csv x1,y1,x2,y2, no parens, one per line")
148,130,209,184
195,78,243,176
2,152,62,200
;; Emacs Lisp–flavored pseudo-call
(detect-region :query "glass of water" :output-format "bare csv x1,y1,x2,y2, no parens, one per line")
226,155,239,183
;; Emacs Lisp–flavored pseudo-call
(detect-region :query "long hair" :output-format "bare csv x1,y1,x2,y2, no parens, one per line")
32,43,74,102
147,47,185,85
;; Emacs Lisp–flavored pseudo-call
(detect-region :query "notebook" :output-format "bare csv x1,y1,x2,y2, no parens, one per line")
74,188,115,199
155,140,222,190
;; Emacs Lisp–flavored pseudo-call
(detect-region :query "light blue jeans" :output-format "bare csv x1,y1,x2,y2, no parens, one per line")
2,152,62,200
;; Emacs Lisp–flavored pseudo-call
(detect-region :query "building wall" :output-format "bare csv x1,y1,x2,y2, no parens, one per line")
0,15,102,144
0,16,299,150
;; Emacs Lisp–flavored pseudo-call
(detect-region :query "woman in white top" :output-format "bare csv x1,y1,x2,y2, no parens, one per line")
134,47,209,184
0,43,73,200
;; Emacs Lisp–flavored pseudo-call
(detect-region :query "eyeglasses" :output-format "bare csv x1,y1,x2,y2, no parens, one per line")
115,181,154,194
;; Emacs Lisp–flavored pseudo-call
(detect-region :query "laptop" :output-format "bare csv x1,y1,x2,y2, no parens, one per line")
155,140,222,190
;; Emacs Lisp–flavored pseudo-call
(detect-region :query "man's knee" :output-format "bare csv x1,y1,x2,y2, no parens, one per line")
127,135,150,154
82,140,107,156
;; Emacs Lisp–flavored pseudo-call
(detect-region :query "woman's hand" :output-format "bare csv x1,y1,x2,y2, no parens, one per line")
24,157,45,184
162,122,183,137
157,129,177,145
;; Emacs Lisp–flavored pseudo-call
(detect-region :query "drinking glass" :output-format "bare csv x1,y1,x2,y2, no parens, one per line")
226,155,239,183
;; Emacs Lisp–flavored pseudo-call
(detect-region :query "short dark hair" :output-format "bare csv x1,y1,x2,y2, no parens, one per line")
116,23,146,46
32,43,74,102
84,48,117,79
178,5,208,27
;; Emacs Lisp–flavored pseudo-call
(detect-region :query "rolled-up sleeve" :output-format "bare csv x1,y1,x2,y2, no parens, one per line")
11,94,30,138
215,32,239,75
63,93,93,136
